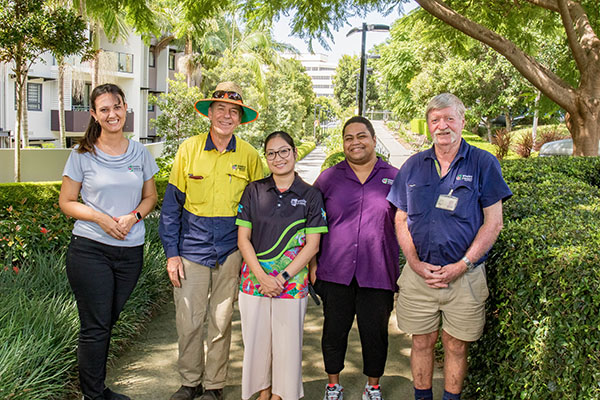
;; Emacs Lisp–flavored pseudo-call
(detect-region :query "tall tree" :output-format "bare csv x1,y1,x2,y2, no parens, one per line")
47,2,92,149
76,0,156,87
0,0,89,181
412,0,600,156
333,54,379,111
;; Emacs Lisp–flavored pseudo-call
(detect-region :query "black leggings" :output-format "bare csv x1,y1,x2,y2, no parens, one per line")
316,278,394,378
66,235,143,400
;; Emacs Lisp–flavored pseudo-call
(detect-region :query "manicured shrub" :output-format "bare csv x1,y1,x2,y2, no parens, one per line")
464,156,600,400
0,183,71,267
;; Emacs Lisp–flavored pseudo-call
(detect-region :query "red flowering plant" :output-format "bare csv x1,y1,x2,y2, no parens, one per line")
0,198,72,270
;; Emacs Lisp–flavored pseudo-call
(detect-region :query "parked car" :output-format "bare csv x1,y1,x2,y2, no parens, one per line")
539,138,600,156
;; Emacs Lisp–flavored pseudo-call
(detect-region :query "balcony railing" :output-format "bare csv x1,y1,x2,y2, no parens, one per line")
51,110,134,132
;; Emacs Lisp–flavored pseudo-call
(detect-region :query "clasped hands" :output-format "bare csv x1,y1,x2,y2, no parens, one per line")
258,272,287,297
99,212,137,241
414,260,467,289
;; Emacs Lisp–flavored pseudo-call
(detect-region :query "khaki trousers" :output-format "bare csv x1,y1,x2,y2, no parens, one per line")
174,251,242,389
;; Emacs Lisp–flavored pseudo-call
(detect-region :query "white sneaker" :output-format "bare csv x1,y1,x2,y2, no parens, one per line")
323,383,344,400
362,384,383,400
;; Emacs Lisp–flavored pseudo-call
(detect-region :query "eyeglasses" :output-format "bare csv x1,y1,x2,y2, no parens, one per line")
265,147,292,160
212,90,243,102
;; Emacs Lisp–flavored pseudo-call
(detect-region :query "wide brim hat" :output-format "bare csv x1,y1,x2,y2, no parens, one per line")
194,81,259,124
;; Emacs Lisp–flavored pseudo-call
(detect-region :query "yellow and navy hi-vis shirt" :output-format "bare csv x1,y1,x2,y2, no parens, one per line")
235,174,328,299
159,133,263,267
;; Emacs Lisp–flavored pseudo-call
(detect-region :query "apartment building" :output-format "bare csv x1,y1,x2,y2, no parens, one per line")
0,29,183,148
283,53,336,98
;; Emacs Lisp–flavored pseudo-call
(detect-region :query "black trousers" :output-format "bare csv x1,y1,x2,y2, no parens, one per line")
66,235,143,400
315,278,394,378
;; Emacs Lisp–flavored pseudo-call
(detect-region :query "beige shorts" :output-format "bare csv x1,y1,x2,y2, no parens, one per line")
396,262,489,342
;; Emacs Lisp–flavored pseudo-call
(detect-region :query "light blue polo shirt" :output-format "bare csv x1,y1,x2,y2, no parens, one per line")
63,140,158,247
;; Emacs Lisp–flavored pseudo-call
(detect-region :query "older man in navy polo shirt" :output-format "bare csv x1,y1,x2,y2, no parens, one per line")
387,93,512,400
312,116,399,400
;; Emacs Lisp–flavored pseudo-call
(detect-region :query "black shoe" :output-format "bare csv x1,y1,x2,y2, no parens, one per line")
170,385,204,400
198,389,223,400
103,387,130,400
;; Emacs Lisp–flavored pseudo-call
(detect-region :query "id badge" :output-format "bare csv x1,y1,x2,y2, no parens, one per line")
435,189,458,211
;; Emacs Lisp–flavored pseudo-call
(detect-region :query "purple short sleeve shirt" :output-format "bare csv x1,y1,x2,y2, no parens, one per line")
314,158,400,291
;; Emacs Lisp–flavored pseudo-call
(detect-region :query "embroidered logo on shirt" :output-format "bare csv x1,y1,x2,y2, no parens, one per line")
381,178,394,185
457,174,473,182
321,208,327,222
238,204,243,213
232,164,246,171
290,198,307,207
128,165,142,172
188,173,204,180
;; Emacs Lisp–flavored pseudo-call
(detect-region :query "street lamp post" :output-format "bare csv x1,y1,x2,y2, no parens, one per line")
347,23,390,117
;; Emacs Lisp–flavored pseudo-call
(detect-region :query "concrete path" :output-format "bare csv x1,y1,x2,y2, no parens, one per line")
372,120,413,168
106,132,445,399
295,145,327,184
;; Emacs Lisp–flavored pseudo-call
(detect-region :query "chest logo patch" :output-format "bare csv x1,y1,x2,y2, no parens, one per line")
381,178,394,185
456,174,473,182
128,165,142,172
232,164,246,171
290,198,307,207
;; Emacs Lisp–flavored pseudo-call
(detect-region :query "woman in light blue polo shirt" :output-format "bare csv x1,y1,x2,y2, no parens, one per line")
59,84,158,400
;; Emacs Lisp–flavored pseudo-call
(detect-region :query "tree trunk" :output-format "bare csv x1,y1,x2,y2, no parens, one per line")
185,35,193,87
567,104,600,156
22,75,29,147
91,22,100,88
532,90,541,144
58,58,66,148
13,56,24,182
504,111,512,132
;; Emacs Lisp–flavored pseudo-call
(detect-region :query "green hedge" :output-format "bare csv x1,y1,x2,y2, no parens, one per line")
464,157,600,399
0,183,171,400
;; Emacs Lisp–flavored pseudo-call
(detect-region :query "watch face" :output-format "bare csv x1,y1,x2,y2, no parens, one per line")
135,212,142,221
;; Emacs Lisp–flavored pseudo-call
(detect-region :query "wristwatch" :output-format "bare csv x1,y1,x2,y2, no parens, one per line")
462,256,475,271
132,210,143,223
280,270,291,282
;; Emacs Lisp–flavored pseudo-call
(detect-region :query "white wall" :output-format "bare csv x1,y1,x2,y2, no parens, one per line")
0,141,165,183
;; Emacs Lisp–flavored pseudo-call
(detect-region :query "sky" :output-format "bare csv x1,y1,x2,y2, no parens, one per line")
272,2,418,63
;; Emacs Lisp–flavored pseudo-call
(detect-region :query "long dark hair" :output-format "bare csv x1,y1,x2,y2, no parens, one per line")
264,131,296,153
77,83,126,154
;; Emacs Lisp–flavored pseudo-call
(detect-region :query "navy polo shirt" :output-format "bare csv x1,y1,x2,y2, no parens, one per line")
387,139,512,266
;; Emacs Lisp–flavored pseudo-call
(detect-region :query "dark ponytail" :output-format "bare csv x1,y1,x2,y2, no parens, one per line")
77,83,126,154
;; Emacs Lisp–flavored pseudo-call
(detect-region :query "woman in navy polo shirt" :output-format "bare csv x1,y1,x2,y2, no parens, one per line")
236,131,328,400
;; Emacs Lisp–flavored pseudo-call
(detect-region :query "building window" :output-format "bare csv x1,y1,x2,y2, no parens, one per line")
149,48,155,67
27,83,42,111
148,103,155,112
169,53,175,70
118,52,133,73
15,83,42,111
72,83,91,111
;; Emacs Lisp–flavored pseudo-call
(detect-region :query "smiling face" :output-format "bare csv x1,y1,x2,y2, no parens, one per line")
265,136,296,177
427,106,465,150
90,93,127,136
208,101,242,139
343,122,377,166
